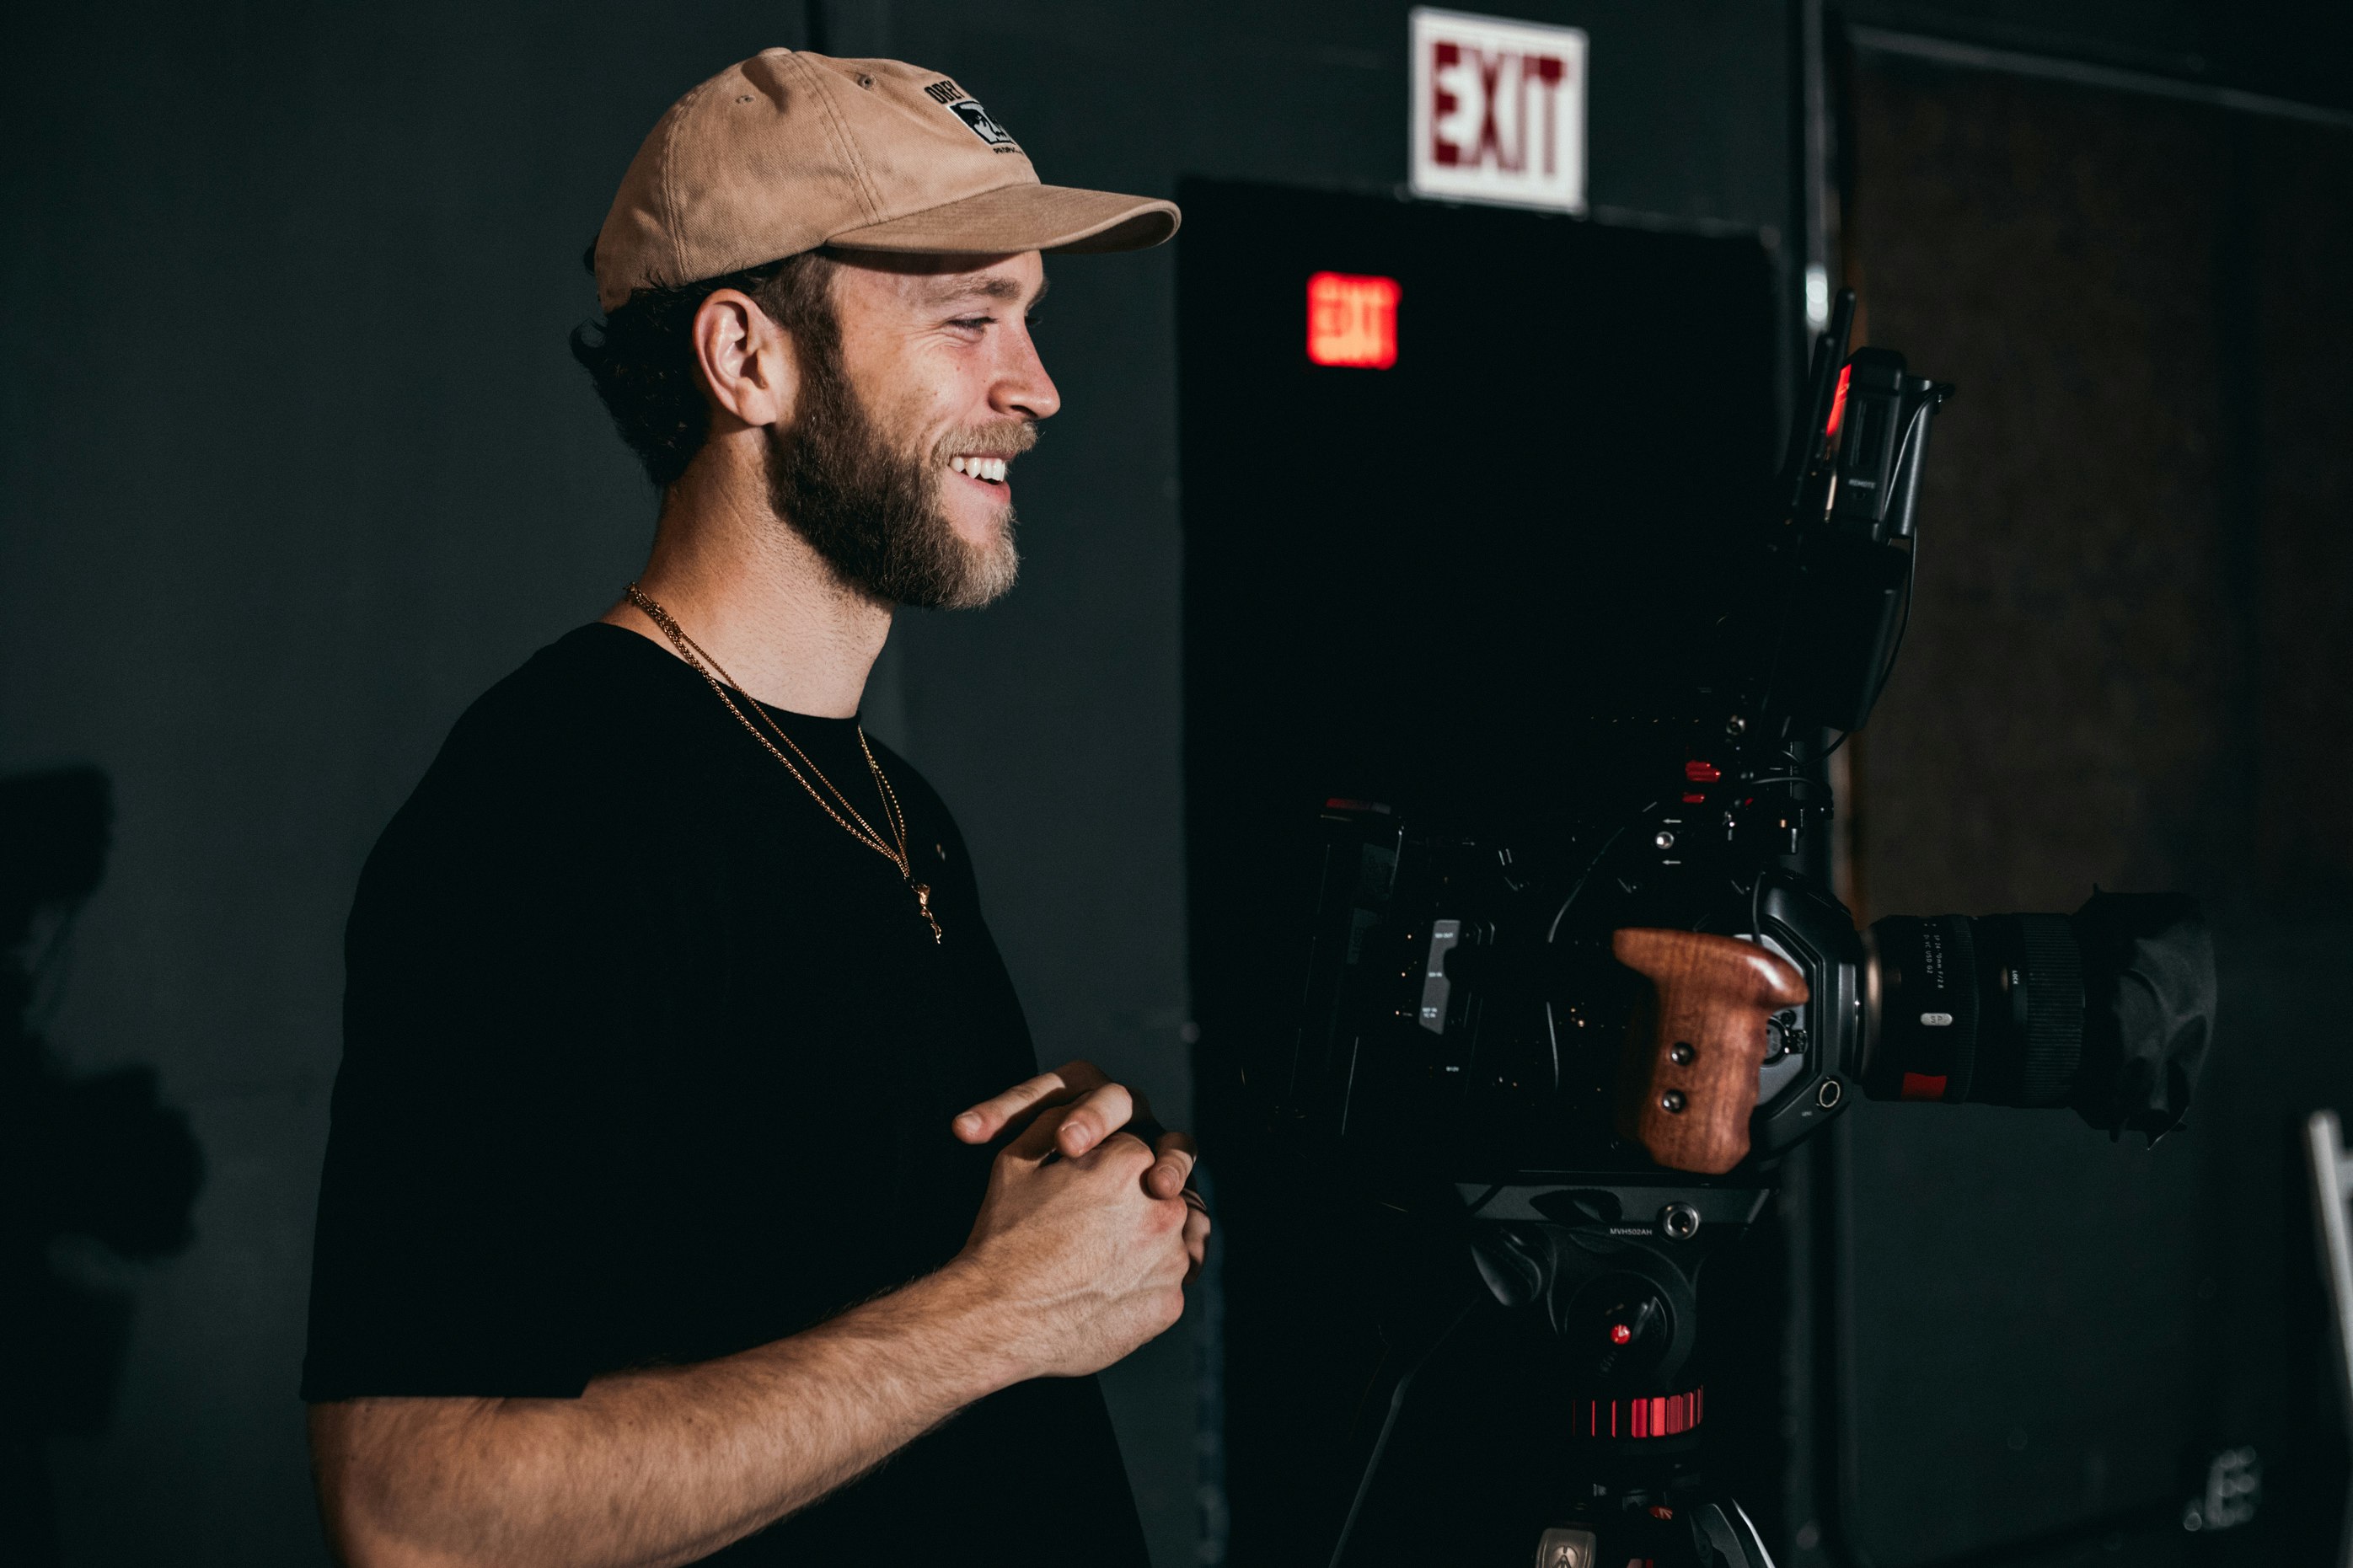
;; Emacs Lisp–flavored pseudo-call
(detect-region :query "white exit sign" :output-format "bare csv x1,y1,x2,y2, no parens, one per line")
1408,8,1588,214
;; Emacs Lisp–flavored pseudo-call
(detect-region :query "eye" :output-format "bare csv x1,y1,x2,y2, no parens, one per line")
948,314,994,332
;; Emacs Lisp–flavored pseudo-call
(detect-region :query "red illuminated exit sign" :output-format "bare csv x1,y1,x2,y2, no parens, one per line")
1307,272,1402,368
1409,8,1587,214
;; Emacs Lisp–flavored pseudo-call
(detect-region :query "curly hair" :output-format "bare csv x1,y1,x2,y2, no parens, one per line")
569,249,842,490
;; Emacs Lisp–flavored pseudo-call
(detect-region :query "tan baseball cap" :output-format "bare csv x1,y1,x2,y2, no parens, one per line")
592,49,1180,311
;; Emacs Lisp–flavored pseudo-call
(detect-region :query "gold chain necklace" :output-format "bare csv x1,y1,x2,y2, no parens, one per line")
624,584,941,944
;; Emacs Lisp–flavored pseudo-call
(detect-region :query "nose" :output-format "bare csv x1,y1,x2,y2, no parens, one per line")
994,318,1060,424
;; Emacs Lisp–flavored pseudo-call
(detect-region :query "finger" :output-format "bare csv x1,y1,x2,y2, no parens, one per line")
1072,1126,1161,1178
1182,1204,1212,1287
1144,1130,1197,1199
1004,1103,1078,1163
1053,1083,1136,1158
952,1060,1109,1143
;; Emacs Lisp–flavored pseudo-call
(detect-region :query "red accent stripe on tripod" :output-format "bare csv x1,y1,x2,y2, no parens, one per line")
1572,1389,1703,1439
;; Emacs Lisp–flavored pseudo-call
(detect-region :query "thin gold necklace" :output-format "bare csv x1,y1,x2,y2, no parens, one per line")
624,584,941,945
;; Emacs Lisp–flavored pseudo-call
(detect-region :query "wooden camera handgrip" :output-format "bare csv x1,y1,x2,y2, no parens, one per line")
1611,928,1810,1175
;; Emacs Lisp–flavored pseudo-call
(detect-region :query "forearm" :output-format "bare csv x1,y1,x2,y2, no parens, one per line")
313,1258,1024,1568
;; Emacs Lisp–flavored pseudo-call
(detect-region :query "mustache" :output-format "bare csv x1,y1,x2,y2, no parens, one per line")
930,420,1040,460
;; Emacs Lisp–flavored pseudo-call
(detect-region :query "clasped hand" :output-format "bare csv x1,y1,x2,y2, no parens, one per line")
948,1062,1211,1378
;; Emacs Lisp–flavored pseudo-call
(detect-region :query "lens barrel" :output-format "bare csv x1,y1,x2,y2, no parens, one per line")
1861,913,2086,1106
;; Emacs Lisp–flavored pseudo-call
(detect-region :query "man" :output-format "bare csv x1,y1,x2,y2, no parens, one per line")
301,49,1203,1567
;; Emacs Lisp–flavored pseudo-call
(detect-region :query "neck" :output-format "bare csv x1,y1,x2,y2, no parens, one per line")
604,455,891,719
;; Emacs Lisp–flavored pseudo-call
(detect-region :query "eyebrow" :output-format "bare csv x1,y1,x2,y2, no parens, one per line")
926,272,1049,310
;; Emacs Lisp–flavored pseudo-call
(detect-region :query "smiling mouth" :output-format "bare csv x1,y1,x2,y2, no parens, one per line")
949,454,1010,486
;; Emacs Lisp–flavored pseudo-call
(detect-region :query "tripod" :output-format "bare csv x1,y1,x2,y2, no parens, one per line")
1325,1177,1780,1568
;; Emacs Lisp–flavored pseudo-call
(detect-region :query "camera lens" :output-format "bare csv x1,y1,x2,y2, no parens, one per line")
1861,913,2085,1106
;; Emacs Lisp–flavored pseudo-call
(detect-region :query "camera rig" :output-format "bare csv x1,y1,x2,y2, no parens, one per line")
1276,292,2215,1567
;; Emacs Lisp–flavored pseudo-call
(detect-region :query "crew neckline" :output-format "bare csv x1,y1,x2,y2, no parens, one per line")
577,620,866,730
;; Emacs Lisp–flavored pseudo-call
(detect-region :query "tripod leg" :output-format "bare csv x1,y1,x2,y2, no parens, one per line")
1687,1498,1777,1568
1327,1293,1482,1568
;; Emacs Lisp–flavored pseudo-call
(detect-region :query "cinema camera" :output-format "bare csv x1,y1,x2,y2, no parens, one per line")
1281,292,2218,1568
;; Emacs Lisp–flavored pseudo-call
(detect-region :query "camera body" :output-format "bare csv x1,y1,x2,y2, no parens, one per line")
1290,768,1864,1185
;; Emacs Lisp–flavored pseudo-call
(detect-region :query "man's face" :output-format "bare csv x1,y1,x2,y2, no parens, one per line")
765,249,1058,610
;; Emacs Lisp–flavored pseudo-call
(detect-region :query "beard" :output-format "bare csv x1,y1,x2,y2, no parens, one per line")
763,351,1026,611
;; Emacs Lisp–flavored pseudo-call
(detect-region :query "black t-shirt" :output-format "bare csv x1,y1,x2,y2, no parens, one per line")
302,623,1146,1565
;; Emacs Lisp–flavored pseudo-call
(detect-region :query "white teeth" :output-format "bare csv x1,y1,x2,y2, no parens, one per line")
987,458,1006,482
951,455,1009,482
951,456,967,474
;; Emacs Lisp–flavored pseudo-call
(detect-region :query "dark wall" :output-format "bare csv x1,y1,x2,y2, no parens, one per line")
0,3,1790,1565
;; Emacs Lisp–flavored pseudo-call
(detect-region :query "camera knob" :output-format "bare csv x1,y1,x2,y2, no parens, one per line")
1590,1289,1667,1366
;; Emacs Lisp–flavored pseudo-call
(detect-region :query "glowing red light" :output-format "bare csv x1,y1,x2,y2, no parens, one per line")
1610,1323,1633,1345
1825,363,1852,438
1684,761,1722,783
1307,271,1402,368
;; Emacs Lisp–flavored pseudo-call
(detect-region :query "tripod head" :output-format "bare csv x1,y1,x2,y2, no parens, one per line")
1328,1169,1777,1565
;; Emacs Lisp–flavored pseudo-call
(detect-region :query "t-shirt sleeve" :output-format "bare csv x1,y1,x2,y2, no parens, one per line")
301,718,627,1400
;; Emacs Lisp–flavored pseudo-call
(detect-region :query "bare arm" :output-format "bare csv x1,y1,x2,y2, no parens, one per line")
313,1260,1016,1568
312,1100,1193,1568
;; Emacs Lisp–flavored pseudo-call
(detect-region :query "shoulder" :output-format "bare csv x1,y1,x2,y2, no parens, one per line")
360,625,678,892
440,623,667,776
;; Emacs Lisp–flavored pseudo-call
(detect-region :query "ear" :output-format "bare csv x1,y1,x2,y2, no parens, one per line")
689,288,800,431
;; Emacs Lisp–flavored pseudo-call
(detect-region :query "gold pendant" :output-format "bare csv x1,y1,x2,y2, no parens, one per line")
911,881,943,945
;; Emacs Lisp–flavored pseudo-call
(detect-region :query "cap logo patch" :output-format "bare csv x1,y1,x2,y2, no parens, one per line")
924,78,1021,150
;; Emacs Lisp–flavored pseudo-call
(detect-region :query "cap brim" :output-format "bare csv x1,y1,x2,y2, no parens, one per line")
827,183,1179,255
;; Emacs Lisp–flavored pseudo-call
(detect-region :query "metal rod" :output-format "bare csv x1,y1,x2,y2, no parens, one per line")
1847,25,2353,133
